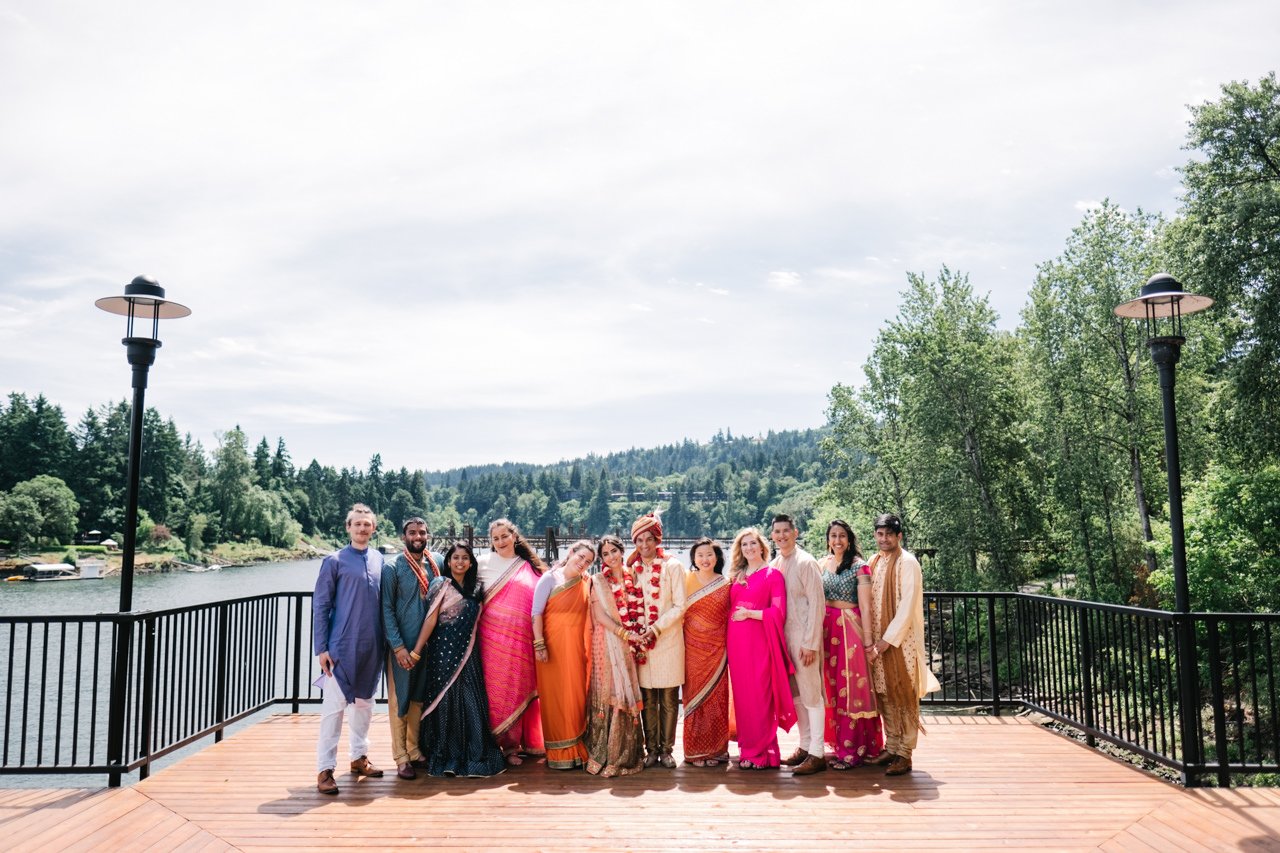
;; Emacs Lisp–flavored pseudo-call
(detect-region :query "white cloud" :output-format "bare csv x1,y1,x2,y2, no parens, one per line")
1,0,1277,468
767,271,803,291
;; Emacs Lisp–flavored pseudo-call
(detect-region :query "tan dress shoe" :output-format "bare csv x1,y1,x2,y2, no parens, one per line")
350,755,384,777
782,748,809,767
885,756,913,776
791,755,827,776
317,769,339,795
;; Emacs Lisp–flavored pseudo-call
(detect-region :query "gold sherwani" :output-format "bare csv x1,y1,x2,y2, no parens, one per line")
636,555,687,689
775,547,825,708
869,549,940,699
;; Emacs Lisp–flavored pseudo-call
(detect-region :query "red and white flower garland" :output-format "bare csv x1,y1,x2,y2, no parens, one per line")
607,565,655,665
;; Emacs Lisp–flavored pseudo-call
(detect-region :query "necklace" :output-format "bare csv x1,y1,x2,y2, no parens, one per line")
404,550,432,596
606,565,649,664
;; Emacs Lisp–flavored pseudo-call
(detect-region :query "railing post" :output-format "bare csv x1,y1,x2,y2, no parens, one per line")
292,594,305,714
105,614,133,788
1175,612,1202,786
137,616,157,781
1206,617,1230,787
214,603,230,743
1077,606,1096,748
986,596,1001,716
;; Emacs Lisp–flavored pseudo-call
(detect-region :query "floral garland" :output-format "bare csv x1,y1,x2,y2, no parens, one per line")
607,565,651,664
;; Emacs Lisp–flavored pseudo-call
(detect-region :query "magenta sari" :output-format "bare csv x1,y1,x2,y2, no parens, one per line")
727,566,795,767
479,558,545,754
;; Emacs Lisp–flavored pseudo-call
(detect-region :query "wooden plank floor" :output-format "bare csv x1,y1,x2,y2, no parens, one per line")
3,714,1279,851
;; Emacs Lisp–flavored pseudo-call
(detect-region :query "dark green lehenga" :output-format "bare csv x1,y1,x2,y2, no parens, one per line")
414,577,506,777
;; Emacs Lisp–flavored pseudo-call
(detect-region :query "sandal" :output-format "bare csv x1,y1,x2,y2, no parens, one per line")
702,758,722,767
505,753,524,766
687,759,707,768
830,760,851,771
738,759,774,771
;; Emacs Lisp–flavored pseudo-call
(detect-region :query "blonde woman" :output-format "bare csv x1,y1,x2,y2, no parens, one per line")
726,527,796,770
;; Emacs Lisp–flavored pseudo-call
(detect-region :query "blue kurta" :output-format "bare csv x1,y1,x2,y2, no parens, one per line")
313,545,385,701
380,550,443,716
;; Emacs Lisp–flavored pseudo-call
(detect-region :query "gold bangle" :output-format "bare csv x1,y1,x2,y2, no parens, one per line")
408,650,420,661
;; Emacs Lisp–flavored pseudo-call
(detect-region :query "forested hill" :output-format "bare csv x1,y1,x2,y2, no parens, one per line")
0,393,826,552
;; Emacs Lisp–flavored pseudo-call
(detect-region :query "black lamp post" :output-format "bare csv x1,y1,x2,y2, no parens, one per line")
1114,272,1213,785
95,275,190,786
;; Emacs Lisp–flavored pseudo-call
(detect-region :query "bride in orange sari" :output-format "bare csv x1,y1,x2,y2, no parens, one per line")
682,537,731,767
532,540,594,770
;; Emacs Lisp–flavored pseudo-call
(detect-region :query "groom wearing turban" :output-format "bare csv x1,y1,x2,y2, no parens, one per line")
628,511,687,768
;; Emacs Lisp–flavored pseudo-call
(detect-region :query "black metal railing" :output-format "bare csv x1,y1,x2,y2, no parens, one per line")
2,591,1276,786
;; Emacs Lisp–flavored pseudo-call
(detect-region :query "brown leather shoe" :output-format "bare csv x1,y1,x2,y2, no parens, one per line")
791,755,827,776
350,755,384,777
885,756,913,776
865,750,896,766
782,748,809,767
396,762,416,780
317,769,339,795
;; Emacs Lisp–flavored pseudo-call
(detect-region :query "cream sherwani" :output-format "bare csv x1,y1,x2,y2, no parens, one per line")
636,556,687,689
868,549,940,699
775,547,825,708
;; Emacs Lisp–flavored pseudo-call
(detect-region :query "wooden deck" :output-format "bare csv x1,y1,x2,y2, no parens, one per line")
3,714,1279,851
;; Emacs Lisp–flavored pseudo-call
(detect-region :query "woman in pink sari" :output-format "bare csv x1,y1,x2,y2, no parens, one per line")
477,518,546,765
820,519,883,768
727,527,796,770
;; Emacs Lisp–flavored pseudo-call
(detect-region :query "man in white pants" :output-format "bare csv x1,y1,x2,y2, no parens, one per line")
313,503,385,794
771,514,828,775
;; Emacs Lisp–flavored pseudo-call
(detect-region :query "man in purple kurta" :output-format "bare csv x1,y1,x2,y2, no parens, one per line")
313,503,386,795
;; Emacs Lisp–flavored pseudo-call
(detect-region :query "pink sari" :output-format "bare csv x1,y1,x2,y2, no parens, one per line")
727,566,795,767
479,558,545,754
823,608,883,764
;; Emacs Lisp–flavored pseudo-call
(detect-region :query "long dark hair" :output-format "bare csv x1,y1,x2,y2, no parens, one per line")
442,541,484,600
489,518,547,574
826,519,862,574
689,536,725,574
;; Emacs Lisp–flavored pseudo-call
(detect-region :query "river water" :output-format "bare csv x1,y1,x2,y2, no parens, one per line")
0,559,323,617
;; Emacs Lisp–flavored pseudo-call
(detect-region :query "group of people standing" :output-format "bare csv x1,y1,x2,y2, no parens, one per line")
310,504,938,795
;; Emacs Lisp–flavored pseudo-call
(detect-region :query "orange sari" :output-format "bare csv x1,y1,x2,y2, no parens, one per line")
682,573,731,762
535,575,591,769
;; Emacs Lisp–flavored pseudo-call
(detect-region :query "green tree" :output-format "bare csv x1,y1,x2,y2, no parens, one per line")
1153,464,1280,613
1022,202,1186,601
829,269,1035,588
585,477,611,532
11,475,80,545
0,493,42,553
210,427,254,539
1173,72,1280,460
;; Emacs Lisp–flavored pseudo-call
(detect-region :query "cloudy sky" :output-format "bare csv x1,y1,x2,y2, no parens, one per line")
1,1,1275,472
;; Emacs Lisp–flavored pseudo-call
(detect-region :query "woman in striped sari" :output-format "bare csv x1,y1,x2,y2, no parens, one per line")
585,534,646,777
532,540,594,770
682,537,731,767
478,519,546,765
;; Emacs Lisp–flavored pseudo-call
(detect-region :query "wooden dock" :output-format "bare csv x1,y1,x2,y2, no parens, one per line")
3,714,1279,851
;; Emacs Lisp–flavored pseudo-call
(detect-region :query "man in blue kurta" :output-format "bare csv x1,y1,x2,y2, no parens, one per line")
313,503,385,795
380,516,443,779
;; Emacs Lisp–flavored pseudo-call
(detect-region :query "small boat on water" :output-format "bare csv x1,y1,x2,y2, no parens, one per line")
19,561,104,582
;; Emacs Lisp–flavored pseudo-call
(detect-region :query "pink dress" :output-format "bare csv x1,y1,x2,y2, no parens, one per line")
726,566,796,767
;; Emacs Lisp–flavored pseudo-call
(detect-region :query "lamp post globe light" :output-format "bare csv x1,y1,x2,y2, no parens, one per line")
1114,272,1213,785
95,275,190,786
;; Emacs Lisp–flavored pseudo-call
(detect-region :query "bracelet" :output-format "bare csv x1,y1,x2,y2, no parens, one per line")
615,626,627,639
408,650,421,662
533,639,547,650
